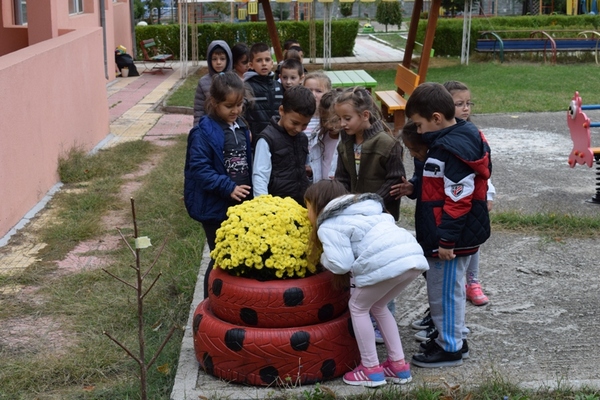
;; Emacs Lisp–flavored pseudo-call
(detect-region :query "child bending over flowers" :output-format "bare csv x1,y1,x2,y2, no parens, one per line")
304,180,429,388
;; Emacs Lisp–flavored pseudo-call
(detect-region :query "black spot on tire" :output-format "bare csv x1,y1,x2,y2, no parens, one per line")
224,328,246,351
193,313,203,335
317,303,334,321
283,287,304,306
290,331,310,351
240,308,258,325
259,366,279,384
200,353,214,374
212,278,223,296
320,359,336,378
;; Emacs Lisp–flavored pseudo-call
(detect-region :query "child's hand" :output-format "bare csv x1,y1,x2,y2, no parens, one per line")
306,165,313,178
390,177,414,200
438,247,455,260
487,200,494,212
231,185,251,202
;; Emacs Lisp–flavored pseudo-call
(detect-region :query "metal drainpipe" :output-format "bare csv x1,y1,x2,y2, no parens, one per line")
100,0,108,80
130,0,136,58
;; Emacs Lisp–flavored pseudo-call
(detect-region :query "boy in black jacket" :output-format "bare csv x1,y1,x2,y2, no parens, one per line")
252,85,316,205
405,82,492,368
243,42,283,146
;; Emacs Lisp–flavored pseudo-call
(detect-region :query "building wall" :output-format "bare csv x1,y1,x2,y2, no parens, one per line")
0,0,131,240
0,27,109,239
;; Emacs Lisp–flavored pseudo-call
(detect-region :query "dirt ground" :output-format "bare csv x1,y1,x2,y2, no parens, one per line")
391,110,600,390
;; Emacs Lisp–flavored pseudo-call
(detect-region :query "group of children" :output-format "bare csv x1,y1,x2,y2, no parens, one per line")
184,38,493,387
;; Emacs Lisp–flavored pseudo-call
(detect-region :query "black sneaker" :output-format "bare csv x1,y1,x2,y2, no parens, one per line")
411,309,433,330
420,339,469,359
414,325,438,342
412,341,463,368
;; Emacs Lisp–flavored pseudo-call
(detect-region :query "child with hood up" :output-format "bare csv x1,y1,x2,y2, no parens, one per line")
193,40,233,125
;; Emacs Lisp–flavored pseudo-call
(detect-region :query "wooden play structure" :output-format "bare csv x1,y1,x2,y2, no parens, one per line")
567,91,600,203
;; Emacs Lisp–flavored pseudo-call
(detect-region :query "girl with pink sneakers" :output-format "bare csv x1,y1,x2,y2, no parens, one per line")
305,180,429,387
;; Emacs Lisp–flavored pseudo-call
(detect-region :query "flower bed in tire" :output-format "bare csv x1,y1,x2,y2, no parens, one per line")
208,267,350,328
193,299,360,386
192,196,360,386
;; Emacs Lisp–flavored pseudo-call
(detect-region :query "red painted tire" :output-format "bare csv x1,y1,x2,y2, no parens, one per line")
193,299,360,386
208,268,349,328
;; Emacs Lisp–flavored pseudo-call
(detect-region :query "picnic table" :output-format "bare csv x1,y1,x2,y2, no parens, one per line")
325,70,377,91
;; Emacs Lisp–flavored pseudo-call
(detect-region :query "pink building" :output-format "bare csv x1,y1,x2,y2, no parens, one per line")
0,0,133,241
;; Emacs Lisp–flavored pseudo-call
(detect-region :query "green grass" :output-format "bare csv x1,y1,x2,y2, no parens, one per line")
0,136,205,399
368,60,600,113
168,60,600,114
371,33,411,51
164,70,201,107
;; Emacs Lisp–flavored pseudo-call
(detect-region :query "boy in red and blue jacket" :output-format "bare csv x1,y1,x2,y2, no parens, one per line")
405,82,492,368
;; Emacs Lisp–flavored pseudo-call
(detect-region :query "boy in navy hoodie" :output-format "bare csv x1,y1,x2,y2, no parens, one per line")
404,82,492,368
243,42,284,145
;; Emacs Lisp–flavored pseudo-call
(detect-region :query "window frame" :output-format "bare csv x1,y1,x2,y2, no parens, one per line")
69,0,84,15
13,0,27,25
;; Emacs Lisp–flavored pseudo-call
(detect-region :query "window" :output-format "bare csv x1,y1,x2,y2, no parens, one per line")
69,0,84,14
14,0,27,25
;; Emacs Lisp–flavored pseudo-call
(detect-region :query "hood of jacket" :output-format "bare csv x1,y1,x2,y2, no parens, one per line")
423,118,491,179
317,193,384,228
206,40,233,76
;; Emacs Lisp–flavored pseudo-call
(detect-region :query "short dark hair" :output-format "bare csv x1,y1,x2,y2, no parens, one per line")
283,39,300,51
280,58,304,76
212,47,226,56
232,42,250,64
249,42,270,61
405,82,455,121
284,48,302,62
443,80,469,94
281,86,316,117
401,120,425,148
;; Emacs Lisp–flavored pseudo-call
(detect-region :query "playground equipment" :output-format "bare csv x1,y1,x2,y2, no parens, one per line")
567,91,600,203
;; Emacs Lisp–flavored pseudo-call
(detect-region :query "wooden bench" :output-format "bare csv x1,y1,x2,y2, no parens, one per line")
374,64,420,135
140,38,174,74
476,30,600,65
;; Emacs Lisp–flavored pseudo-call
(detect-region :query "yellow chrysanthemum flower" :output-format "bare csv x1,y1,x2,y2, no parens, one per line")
211,195,320,280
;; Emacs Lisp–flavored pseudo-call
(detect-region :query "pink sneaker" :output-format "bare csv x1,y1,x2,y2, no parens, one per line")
343,363,386,387
466,282,489,306
382,358,412,384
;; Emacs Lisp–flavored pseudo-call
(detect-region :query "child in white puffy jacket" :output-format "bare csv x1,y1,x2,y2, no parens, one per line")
304,180,429,388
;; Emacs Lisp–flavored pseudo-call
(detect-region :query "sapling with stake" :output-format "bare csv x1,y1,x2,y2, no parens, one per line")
102,198,177,400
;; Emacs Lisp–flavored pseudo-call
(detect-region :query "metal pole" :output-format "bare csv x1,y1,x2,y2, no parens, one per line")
100,0,108,80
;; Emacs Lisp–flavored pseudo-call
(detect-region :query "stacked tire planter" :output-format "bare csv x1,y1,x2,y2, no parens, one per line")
193,267,361,386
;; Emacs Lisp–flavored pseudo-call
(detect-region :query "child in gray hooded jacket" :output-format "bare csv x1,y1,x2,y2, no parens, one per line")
193,40,233,125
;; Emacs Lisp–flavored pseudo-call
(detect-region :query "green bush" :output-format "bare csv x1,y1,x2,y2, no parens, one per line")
416,14,600,56
135,20,359,60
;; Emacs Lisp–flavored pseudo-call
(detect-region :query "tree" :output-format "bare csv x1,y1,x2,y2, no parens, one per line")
206,2,231,18
134,0,146,20
340,2,354,17
375,0,402,32
145,0,165,24
274,3,290,20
